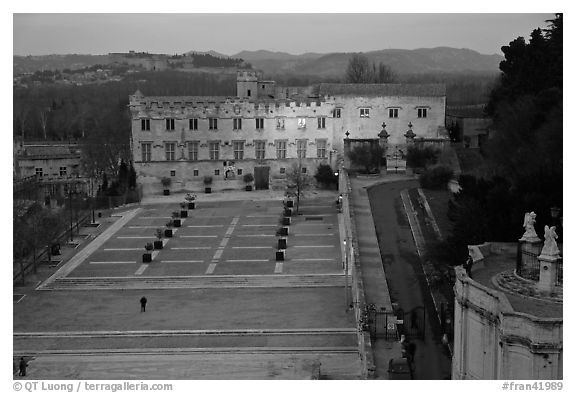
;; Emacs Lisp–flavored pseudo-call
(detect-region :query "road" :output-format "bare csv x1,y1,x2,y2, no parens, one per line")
367,180,452,379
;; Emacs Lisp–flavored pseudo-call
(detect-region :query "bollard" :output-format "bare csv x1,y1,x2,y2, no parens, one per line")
276,250,285,261
278,238,287,250
282,217,291,226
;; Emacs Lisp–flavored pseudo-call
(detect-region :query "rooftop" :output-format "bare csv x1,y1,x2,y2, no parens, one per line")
18,145,80,158
317,83,446,97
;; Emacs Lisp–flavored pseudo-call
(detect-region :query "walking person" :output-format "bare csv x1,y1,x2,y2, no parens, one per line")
18,357,27,377
140,296,147,312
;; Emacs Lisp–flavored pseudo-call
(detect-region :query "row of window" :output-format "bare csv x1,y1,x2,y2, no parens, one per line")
353,107,428,119
142,108,429,131
141,140,328,162
167,166,307,178
35,167,67,177
142,117,328,131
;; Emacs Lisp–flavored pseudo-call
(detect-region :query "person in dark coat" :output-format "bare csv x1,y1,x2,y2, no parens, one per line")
140,296,147,312
18,357,27,376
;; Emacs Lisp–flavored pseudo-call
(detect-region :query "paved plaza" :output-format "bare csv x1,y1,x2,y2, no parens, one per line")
14,192,361,379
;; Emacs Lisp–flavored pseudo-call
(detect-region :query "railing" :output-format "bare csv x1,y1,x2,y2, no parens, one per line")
13,211,91,284
516,241,542,281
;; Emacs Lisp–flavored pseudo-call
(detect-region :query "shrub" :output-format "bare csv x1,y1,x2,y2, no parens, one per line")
406,145,440,168
314,164,338,188
203,176,213,185
161,177,172,188
419,166,454,190
243,173,254,183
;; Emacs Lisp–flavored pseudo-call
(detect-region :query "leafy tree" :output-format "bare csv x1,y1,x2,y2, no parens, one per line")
285,163,313,213
419,166,454,190
128,162,137,189
347,143,384,174
406,145,440,168
314,164,338,188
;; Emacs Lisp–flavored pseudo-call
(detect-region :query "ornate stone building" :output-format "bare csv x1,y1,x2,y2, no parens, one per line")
129,71,448,194
452,239,563,380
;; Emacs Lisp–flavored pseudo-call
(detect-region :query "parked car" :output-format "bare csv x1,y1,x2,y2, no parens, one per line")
388,357,413,379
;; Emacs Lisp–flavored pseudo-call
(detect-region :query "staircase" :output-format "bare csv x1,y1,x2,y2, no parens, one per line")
40,273,346,290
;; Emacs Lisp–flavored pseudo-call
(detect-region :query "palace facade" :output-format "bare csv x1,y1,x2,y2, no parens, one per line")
129,71,447,194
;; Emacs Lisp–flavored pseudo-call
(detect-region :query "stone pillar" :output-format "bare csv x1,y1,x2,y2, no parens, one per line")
343,131,351,169
378,122,389,175
537,254,561,293
404,122,416,145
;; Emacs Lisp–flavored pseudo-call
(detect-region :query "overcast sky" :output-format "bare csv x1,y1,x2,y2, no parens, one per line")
13,13,554,57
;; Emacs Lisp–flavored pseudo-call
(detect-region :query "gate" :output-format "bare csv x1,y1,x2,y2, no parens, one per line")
363,304,398,340
254,166,270,190
395,306,426,340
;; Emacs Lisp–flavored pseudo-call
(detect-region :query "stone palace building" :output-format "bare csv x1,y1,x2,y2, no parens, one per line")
129,71,448,194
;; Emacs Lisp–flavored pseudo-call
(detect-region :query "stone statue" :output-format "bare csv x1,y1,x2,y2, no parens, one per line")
521,211,538,240
541,225,560,257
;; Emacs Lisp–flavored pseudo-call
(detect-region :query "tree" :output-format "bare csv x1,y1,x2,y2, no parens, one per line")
375,63,396,83
345,54,396,84
345,54,374,83
314,164,338,188
347,143,384,174
128,162,137,189
285,163,313,214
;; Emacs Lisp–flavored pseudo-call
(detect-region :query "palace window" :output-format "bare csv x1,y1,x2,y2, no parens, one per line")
301,167,307,174
170,170,176,177
237,168,243,176
297,118,306,129
209,142,220,160
389,108,399,118
417,108,428,118
193,169,199,177
233,141,245,160
35,167,43,177
233,118,242,130
276,117,285,129
279,167,286,174
209,118,218,130
141,142,152,162
360,108,370,118
317,117,326,129
276,140,287,159
255,141,266,160
333,108,341,118
316,139,327,158
59,167,67,176
256,118,264,129
141,119,150,131
165,142,176,161
297,139,307,158
188,142,198,161
215,169,220,176
166,118,175,130
189,118,198,130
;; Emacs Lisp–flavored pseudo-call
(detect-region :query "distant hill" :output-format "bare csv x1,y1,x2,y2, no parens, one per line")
185,50,231,59
13,47,503,77
232,47,503,77
13,54,112,74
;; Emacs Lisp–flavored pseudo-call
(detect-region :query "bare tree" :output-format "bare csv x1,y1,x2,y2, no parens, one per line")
285,162,313,214
375,62,396,83
345,54,396,84
38,107,51,140
345,54,374,83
